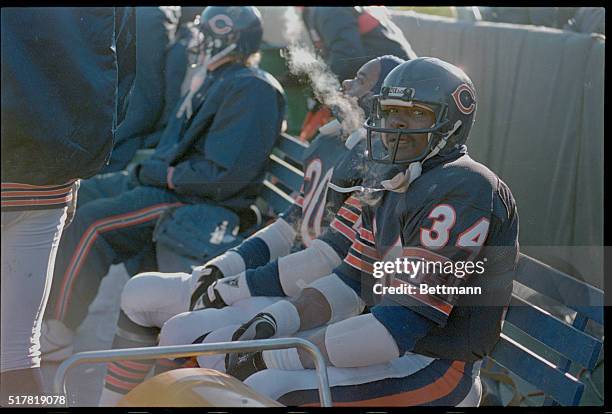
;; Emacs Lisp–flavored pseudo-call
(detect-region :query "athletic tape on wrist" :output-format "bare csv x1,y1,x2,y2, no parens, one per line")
262,348,304,371
308,274,365,323
212,272,251,306
263,300,301,337
207,250,245,277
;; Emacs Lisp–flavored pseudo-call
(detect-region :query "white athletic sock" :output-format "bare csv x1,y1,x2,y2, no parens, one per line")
98,387,125,407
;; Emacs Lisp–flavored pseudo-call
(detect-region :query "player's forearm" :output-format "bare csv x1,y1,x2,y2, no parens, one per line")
170,160,254,200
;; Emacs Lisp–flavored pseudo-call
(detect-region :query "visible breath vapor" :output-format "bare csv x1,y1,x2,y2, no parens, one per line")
282,7,365,135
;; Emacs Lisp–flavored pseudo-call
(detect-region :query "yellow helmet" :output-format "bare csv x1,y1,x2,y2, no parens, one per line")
117,368,283,407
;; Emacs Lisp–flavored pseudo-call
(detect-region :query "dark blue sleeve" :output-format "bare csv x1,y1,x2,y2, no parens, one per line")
109,7,176,170
278,187,304,229
245,260,286,297
314,7,367,81
1,7,136,183
170,78,283,201
320,228,353,261
114,7,137,129
370,298,435,355
160,38,189,126
233,237,270,270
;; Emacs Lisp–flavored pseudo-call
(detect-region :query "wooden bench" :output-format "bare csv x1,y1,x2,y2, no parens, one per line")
260,133,604,407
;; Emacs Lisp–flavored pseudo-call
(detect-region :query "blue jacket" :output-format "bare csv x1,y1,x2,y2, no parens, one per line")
302,7,417,81
1,7,136,185
136,62,286,211
102,7,180,172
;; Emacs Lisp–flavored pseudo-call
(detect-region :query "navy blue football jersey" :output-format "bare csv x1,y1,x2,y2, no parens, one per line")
282,130,358,249
335,150,519,360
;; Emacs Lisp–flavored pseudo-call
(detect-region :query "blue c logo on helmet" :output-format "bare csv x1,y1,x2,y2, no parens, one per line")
209,14,233,35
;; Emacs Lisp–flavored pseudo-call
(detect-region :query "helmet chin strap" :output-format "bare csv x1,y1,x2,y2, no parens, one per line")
330,120,464,195
422,120,462,163
177,43,238,119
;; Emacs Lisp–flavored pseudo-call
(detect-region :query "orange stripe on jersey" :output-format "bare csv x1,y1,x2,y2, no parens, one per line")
302,361,466,407
352,239,381,261
1,194,72,207
1,180,75,189
345,253,374,274
359,227,375,244
388,278,453,316
344,196,361,209
338,206,359,223
331,219,356,241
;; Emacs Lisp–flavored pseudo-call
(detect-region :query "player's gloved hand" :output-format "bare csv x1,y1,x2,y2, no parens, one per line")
226,351,267,381
189,265,224,311
199,273,251,310
225,313,277,381
231,312,277,342
137,159,171,188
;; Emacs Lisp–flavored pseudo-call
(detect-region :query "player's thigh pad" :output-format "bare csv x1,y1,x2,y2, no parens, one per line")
120,271,191,328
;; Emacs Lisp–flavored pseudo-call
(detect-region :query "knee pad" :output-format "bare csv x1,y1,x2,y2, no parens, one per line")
121,271,190,328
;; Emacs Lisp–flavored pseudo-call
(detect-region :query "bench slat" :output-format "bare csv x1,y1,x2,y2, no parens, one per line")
268,154,304,194
490,334,584,406
277,132,308,166
504,296,602,370
515,254,603,324
261,180,294,214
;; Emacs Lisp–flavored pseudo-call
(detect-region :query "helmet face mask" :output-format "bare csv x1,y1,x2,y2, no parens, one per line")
364,58,477,166
366,95,450,164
